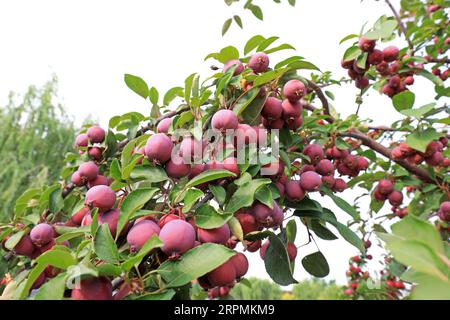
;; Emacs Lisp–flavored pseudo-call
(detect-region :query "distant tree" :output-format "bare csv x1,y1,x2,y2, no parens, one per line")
230,278,283,300
292,279,344,300
0,78,75,220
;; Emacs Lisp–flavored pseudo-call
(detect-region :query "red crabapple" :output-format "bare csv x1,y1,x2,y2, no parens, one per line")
159,220,196,256
126,220,160,252
87,126,105,144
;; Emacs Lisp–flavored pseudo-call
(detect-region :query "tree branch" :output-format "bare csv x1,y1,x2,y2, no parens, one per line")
340,129,440,185
385,0,414,50
306,80,333,123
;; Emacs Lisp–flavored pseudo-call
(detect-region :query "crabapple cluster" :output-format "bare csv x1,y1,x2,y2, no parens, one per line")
282,143,369,203
391,138,450,168
373,179,404,208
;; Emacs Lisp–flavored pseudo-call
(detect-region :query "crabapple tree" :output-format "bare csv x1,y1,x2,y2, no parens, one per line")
0,0,449,300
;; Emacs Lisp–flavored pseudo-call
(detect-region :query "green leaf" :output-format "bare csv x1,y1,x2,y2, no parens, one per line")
301,251,330,278
253,68,289,87
117,188,159,237
225,179,271,214
392,91,415,112
122,235,163,271
391,215,444,254
163,87,184,106
228,216,244,242
209,185,226,205
406,128,441,153
255,186,273,208
186,169,236,188
416,69,444,87
320,186,359,219
124,74,149,99
110,159,122,181
339,34,358,44
222,18,232,36
34,273,67,300
356,52,368,69
286,220,297,243
233,15,243,28
36,248,77,269
219,46,240,63
400,103,435,119
158,243,235,287
182,189,204,213
264,233,297,285
94,224,120,264
310,219,338,240
130,165,168,183
248,4,263,20
343,46,362,61
288,60,321,72
244,35,265,55
194,204,233,229
5,230,26,251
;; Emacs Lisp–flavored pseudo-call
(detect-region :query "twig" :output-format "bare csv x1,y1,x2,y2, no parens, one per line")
306,80,333,123
385,0,414,51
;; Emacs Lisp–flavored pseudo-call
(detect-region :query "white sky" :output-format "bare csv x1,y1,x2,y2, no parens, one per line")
0,0,439,286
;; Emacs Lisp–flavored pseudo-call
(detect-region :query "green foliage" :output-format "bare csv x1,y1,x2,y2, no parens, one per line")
0,78,75,220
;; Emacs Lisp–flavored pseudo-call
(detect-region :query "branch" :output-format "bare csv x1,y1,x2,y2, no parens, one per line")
340,129,440,185
303,102,441,185
426,58,450,64
385,0,414,50
306,80,333,123
117,106,190,149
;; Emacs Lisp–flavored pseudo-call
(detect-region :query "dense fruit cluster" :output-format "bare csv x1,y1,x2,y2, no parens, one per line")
391,138,450,168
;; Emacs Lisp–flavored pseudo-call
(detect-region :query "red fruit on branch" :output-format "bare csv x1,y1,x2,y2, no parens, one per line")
30,223,54,247
127,220,160,252
145,133,174,163
223,59,244,75
248,52,270,73
87,126,106,144
283,80,307,102
85,185,116,212
197,224,230,245
358,37,376,52
71,277,113,300
159,220,196,256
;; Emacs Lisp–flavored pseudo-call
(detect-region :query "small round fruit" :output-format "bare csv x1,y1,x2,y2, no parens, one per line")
383,46,399,62
13,234,35,257
78,162,99,181
229,252,249,278
283,80,306,102
197,224,230,245
126,220,160,252
299,171,322,192
248,52,269,73
261,97,283,119
211,110,239,131
87,175,109,189
159,220,196,256
157,118,173,134
71,277,113,300
145,133,174,163
30,223,54,247
85,185,116,212
285,180,305,202
75,134,89,148
207,260,236,287
223,59,244,75
87,126,106,143
98,209,120,237
281,99,302,119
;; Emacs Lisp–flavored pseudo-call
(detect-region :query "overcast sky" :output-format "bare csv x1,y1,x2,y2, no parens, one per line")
0,0,436,286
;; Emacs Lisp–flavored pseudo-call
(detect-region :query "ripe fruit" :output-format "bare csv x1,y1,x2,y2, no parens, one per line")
158,214,183,229
382,84,396,97
245,240,261,252
388,191,403,207
357,157,369,171
71,207,89,225
368,50,384,65
179,137,204,162
145,133,174,163
425,152,444,166
438,201,450,222
211,109,239,131
223,157,240,176
248,52,269,73
252,202,273,225
71,171,84,187
321,175,335,188
261,161,284,177
197,224,230,245
287,242,297,261
315,159,334,176
378,179,394,195
235,212,260,235
223,59,244,75
303,144,324,164
358,37,376,52
157,118,173,134
207,259,236,287
259,241,269,259
30,223,54,247
281,99,302,119
127,220,160,252
383,46,399,62
404,76,414,86
229,252,249,278
374,188,388,201
78,162,99,181
341,60,354,69
300,171,322,192
283,80,306,102
261,97,283,119
98,209,120,236
333,178,347,193
71,277,113,300
88,147,103,161
75,134,89,147
159,220,196,256
13,235,35,257
285,180,305,202
87,126,105,143
85,185,116,212
355,77,369,89
286,116,303,130
165,160,191,179
87,175,109,189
